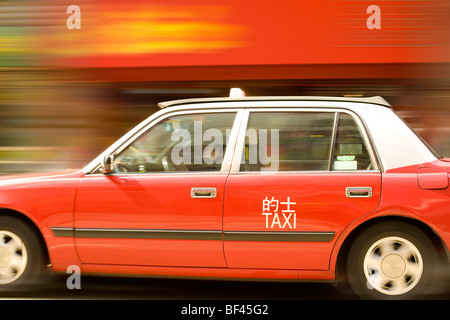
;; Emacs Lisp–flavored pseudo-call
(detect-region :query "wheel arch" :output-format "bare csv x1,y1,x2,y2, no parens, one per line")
335,215,449,282
0,207,50,266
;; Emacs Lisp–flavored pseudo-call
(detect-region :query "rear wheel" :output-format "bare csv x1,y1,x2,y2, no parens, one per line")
0,216,45,287
346,222,438,299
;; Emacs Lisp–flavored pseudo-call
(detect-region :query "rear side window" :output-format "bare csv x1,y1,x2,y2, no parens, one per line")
239,111,374,172
332,113,373,171
240,112,335,172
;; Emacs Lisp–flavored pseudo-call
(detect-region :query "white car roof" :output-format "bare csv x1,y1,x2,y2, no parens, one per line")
158,96,391,109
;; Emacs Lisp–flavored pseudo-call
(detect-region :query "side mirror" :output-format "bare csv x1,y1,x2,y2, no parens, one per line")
102,155,115,174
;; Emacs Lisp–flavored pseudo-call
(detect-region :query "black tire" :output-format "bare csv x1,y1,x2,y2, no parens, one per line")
0,216,46,288
346,221,438,299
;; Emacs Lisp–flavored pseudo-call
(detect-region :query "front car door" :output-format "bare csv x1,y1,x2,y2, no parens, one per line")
74,109,240,267
223,107,382,270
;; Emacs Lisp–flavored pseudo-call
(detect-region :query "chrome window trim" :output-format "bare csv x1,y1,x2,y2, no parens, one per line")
328,112,339,171
228,170,381,175
221,110,245,173
83,171,230,177
231,109,250,173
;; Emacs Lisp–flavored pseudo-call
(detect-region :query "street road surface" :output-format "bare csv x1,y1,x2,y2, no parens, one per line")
0,274,449,300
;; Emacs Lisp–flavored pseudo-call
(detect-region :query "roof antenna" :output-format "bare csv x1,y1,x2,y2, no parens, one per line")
229,88,246,98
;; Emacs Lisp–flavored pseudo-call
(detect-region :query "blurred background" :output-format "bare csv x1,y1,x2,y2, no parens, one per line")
1,0,450,174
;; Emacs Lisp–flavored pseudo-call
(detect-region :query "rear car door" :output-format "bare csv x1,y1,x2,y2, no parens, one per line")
223,109,382,270
74,110,240,267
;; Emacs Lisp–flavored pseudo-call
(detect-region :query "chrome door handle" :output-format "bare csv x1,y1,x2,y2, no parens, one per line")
191,187,217,198
346,187,372,198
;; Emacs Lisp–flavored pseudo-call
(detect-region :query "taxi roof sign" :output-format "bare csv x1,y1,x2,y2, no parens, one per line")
229,88,246,98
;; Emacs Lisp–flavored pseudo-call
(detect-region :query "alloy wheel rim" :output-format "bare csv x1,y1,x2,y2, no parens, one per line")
363,236,423,296
0,231,28,284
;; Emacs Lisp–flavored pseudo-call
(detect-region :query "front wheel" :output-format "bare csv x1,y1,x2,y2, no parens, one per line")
0,216,46,287
346,222,439,299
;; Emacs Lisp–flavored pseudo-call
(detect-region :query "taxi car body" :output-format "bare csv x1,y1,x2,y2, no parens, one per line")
0,93,449,299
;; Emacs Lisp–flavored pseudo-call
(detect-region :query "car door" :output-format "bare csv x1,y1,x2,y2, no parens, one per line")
74,110,240,267
223,109,382,270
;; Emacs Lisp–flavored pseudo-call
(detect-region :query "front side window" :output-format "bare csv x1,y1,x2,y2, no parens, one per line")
114,112,236,173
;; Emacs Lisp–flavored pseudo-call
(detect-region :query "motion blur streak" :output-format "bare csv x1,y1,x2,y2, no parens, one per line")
0,0,450,174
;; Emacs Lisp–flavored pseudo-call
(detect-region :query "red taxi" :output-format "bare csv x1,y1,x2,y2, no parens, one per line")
0,91,449,299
